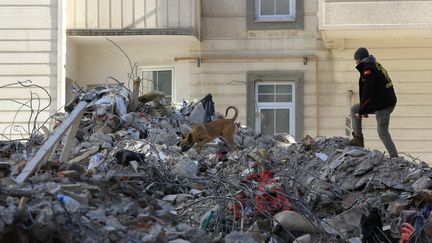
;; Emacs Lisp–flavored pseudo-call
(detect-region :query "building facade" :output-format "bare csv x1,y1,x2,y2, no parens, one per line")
2,0,432,161
0,0,65,140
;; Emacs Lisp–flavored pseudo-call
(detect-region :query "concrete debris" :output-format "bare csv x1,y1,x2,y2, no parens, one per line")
225,231,258,243
273,210,319,233
1,83,432,242
412,176,432,192
294,234,312,243
315,152,328,161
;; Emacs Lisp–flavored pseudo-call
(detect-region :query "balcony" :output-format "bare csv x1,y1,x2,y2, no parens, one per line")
67,0,201,39
318,0,432,43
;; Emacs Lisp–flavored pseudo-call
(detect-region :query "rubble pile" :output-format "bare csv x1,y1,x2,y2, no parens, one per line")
0,83,432,242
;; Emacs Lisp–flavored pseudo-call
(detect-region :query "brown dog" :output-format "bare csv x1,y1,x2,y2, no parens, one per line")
180,106,239,153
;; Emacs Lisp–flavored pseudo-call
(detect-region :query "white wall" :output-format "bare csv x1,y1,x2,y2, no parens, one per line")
0,0,59,139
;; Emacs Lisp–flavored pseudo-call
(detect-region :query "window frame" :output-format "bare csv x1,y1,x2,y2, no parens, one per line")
139,66,175,103
246,0,303,30
255,0,296,22
247,71,304,140
255,82,296,135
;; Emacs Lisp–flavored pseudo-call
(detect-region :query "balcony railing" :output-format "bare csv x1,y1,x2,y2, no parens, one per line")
67,0,200,38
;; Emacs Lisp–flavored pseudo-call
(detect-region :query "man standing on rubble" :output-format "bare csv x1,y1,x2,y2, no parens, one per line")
350,47,398,158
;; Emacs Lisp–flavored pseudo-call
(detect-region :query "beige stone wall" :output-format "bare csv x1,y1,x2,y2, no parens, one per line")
317,0,432,161
66,39,78,102
191,0,323,133
66,39,78,85
0,0,60,139
194,0,432,162
67,36,199,103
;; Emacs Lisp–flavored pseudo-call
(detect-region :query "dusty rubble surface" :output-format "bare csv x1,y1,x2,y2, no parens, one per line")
1,83,432,243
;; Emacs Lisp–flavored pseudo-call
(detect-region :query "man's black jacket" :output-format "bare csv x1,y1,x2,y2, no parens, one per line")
355,56,397,115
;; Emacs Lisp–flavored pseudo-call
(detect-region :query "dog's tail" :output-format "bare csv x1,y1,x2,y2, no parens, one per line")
225,106,239,121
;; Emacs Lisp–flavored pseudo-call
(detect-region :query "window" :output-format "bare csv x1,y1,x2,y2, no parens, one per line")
247,72,303,140
256,83,295,135
256,0,296,22
141,68,173,103
246,0,303,30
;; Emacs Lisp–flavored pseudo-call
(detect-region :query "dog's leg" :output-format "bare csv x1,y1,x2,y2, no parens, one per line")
225,135,237,151
196,137,213,153
223,125,237,151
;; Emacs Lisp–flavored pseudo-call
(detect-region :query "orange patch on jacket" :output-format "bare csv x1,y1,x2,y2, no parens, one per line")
363,69,372,76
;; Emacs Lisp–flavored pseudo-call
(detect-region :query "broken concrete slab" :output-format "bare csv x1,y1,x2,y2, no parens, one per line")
172,159,198,178
274,210,320,233
354,159,375,176
412,176,432,192
294,234,312,243
163,194,178,203
321,206,366,236
225,231,258,243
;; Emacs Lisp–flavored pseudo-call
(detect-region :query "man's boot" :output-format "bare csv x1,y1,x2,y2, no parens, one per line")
349,132,364,147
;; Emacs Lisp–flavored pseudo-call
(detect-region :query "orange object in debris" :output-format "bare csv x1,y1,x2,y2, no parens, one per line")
16,160,26,170
243,170,274,183
240,170,292,217
58,170,77,177
228,191,247,220
400,223,415,243
255,178,292,215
